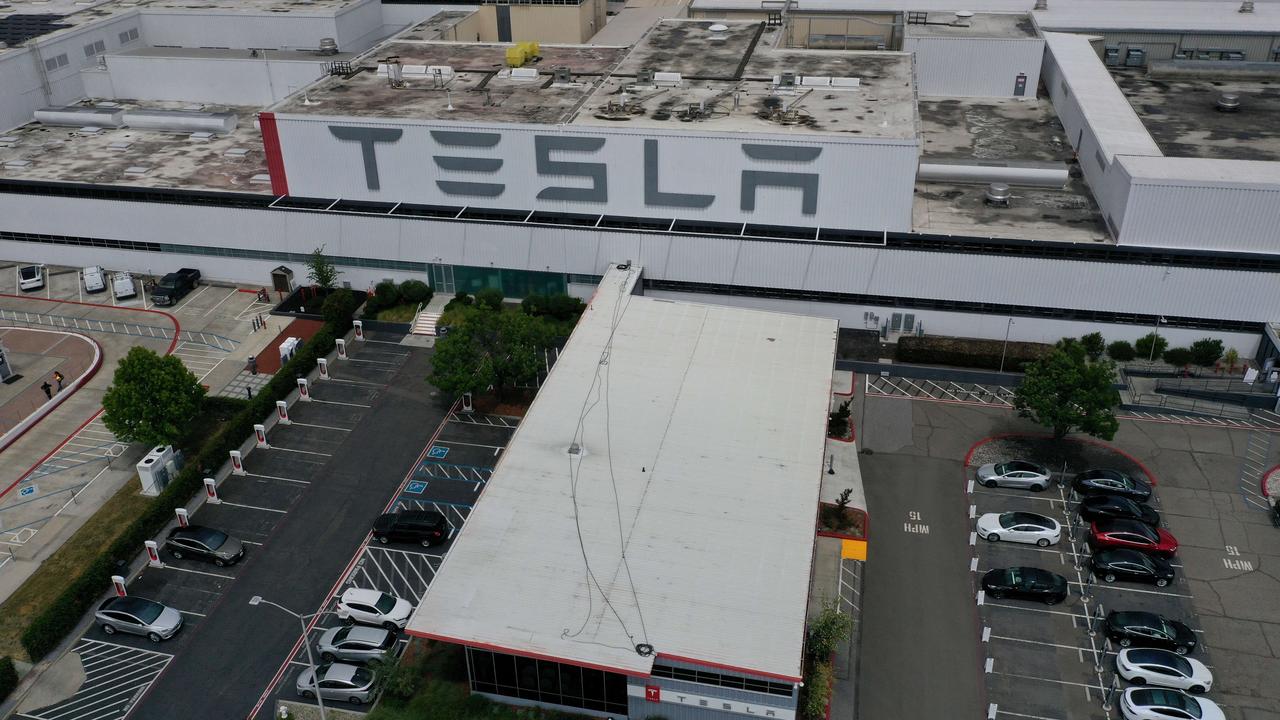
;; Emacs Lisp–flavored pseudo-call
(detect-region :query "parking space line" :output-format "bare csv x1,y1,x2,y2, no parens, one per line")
326,378,385,387
346,357,401,366
289,421,352,432
997,711,1065,720
989,634,1103,655
366,544,444,561
991,670,1101,692
161,565,235,580
218,500,287,514
265,446,333,458
434,439,506,450
201,288,239,317
362,339,408,346
177,609,207,617
1069,581,1192,598
311,399,373,408
244,472,311,485
985,602,1088,620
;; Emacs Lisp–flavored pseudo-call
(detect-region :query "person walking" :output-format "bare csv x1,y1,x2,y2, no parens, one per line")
53,370,65,392
40,381,52,399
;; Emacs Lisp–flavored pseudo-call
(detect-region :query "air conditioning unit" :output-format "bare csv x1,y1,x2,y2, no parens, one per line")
636,68,655,85
553,67,572,84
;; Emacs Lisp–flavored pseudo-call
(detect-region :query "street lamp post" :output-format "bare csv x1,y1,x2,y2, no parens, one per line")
1148,316,1166,363
999,318,1015,373
250,595,330,720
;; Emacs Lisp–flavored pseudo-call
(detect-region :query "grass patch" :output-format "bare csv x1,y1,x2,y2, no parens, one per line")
376,304,420,324
0,479,151,662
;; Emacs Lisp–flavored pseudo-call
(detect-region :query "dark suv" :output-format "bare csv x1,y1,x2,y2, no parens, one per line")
151,268,201,306
372,511,449,547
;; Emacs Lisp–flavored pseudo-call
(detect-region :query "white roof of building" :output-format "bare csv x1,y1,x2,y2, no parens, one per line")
1043,32,1162,161
1119,155,1280,188
407,265,838,682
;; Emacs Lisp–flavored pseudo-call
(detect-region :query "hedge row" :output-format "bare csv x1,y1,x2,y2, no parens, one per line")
897,334,1053,372
19,324,342,661
0,656,17,704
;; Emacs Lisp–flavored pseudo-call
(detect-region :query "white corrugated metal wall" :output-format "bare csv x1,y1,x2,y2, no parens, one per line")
904,37,1044,98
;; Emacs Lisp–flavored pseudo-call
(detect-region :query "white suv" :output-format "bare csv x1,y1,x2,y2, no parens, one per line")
336,588,412,631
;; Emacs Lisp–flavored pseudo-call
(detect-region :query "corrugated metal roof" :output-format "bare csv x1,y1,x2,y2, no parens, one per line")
1119,155,1280,188
407,265,837,681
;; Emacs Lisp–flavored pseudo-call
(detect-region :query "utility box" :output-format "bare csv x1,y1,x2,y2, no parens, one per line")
137,445,176,496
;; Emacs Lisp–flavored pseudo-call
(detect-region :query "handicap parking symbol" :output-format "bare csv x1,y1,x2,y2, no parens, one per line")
427,446,449,459
19,485,36,497
405,481,427,495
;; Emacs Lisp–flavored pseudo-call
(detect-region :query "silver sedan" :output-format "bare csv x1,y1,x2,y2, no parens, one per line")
297,662,377,705
977,511,1062,546
976,461,1053,491
318,625,396,664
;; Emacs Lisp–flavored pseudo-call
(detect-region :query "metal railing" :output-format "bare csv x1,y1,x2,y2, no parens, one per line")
1127,391,1255,420
1154,376,1277,396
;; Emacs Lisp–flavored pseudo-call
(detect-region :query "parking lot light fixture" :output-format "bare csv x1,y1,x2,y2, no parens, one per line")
249,595,327,720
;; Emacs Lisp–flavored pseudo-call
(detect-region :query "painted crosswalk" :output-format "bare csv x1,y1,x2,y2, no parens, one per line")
171,341,229,383
15,639,172,720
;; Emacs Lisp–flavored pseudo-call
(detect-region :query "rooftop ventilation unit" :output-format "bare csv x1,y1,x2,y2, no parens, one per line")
224,147,249,158
1034,0,1047,10
384,56,404,87
654,71,682,87
123,166,151,176
953,10,974,26
188,131,214,142
635,68,655,85
553,66,572,84
779,71,796,88
1216,93,1241,112
4,159,31,169
122,109,238,134
250,173,271,185
34,106,124,128
0,136,18,146
1240,0,1254,12
318,37,338,55
708,23,728,40
108,140,132,151
510,67,539,81
428,65,454,87
77,126,103,135
985,183,1011,207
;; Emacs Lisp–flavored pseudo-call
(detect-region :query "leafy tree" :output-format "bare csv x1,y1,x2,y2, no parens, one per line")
102,346,206,447
1189,338,1224,367
428,309,555,399
546,293,585,321
1135,332,1168,362
808,599,854,659
1106,340,1136,362
321,288,358,327
475,287,504,311
304,245,341,289
1163,347,1193,368
1081,332,1106,361
398,279,433,305
1013,345,1119,440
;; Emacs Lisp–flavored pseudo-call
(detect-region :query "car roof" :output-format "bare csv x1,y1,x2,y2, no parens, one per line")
342,626,390,642
1127,648,1189,669
1004,511,1053,525
104,596,162,615
1086,494,1134,507
1112,610,1160,625
342,588,389,605
395,510,446,525
319,663,359,683
1130,688,1197,712
1097,548,1151,564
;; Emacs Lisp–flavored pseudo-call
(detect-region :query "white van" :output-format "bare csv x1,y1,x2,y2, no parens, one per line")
17,264,45,292
112,271,137,300
82,266,106,293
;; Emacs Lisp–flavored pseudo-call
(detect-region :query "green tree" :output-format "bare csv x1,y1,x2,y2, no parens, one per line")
1106,340,1136,362
1163,347,1193,368
1081,332,1106,361
321,288,358,327
428,309,555,399
475,287,504,311
808,599,854,659
398,279,433,305
102,346,206,446
1013,345,1120,440
305,245,341,289
1189,338,1224,367
1135,332,1168,362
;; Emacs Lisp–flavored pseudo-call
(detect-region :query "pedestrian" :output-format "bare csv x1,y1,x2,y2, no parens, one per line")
53,370,64,392
40,381,52,399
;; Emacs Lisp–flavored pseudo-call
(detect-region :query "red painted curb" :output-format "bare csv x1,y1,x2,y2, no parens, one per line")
0,293,181,355
834,372,855,398
962,431,1159,486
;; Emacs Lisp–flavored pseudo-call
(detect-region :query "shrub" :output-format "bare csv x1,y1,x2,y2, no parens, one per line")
398,279,433,305
1163,347,1193,368
1081,332,1106,361
0,655,17,702
475,287,504,311
896,335,1052,372
1224,347,1240,370
808,599,854,659
1106,340,1136,362
1189,338,1224,367
367,281,402,314
321,289,359,327
799,661,833,720
521,293,547,316
546,294,585,321
445,292,473,311
1135,332,1168,362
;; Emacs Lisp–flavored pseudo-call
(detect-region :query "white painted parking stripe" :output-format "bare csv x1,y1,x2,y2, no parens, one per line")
991,670,1101,691
326,378,385,387
289,421,353,432
989,634,1110,654
202,288,239,317
346,357,401,366
218,500,287,514
985,602,1089,620
436,439,507,450
996,710,1065,720
162,565,235,580
311,398,372,408
266,445,333,458
1070,580,1192,598
244,471,311,485
177,609,207,617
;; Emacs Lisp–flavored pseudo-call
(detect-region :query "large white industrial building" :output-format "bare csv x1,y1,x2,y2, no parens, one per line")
3,0,1280,363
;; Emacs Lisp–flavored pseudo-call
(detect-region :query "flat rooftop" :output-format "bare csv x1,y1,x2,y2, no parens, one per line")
1112,68,1280,162
409,265,836,681
0,101,269,192
914,97,1109,242
113,46,358,62
904,12,1037,39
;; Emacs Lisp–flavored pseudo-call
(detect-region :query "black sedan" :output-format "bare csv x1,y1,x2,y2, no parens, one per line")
981,567,1068,605
1106,611,1197,655
164,525,245,566
1077,494,1160,527
1071,469,1152,502
1092,548,1175,587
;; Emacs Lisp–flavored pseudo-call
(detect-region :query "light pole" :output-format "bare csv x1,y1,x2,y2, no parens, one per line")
1148,316,1166,363
999,318,1015,373
250,595,331,720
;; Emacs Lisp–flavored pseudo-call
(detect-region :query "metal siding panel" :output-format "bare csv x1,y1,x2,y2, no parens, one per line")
562,232,604,275
662,235,740,284
803,244,871,293
458,222,530,268
525,227,567,273
732,240,814,288
907,37,1044,98
1119,182,1280,253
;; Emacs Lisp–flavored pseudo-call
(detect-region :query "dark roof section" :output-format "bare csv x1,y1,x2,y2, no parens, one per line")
0,14,71,46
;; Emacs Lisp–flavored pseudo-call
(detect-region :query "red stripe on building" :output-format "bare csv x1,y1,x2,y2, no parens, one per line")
258,111,290,197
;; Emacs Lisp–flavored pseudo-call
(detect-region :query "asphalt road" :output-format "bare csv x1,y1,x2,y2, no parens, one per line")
127,343,448,720
857,452,985,720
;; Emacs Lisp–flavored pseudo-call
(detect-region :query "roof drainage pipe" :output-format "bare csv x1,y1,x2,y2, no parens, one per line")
917,160,1069,188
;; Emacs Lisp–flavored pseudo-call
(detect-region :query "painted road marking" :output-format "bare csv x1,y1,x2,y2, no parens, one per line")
219,501,287,514
427,446,449,459
405,481,427,494
244,472,310,486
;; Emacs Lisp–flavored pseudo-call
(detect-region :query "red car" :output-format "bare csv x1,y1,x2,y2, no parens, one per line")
1089,519,1178,556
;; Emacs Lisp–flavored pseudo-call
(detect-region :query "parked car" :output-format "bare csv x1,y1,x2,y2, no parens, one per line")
372,510,449,547
1072,469,1152,502
1078,494,1161,527
296,662,376,705
1116,648,1212,693
1120,687,1224,720
17,264,45,291
164,525,245,566
337,588,412,630
95,596,183,642
1106,611,1197,654
981,567,1068,605
81,265,106,293
1089,519,1178,556
318,625,396,664
1092,548,1175,587
112,271,137,299
976,511,1061,547
150,268,201,306
975,461,1053,491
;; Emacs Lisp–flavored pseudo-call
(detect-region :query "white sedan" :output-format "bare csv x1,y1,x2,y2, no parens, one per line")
977,511,1061,547
1117,648,1212,694
336,588,412,631
1120,688,1224,720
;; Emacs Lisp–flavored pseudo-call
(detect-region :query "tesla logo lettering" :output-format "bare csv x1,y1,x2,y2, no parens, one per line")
645,685,660,702
326,124,822,214
636,687,792,718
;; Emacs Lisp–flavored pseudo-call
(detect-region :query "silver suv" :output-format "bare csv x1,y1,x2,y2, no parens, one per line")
95,596,183,643
317,625,396,664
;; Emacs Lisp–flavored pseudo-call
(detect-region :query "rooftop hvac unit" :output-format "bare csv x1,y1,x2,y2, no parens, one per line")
510,67,538,81
636,68,655,85
654,71,682,87
122,109,238,134
1216,93,1241,112
35,106,124,128
553,67,572,84
779,71,796,87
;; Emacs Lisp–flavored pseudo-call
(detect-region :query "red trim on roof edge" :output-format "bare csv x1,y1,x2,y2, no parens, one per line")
404,630,651,678
655,653,803,684
258,112,290,197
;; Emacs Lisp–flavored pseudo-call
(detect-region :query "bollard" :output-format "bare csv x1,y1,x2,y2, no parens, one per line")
297,378,310,402
230,450,245,475
112,575,127,597
317,358,329,380
336,338,347,359
145,540,163,568
277,400,292,424
254,424,269,448
204,477,221,504
175,508,189,527
353,320,364,341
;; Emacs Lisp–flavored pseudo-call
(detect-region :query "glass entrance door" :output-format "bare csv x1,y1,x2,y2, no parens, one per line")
431,264,455,294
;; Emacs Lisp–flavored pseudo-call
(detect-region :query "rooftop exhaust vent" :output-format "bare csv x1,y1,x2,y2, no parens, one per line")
1034,0,1047,10
318,37,338,55
553,66,572,84
654,71,682,87
985,183,1011,207
953,10,974,26
1240,0,1254,12
1216,93,1241,112
708,23,728,40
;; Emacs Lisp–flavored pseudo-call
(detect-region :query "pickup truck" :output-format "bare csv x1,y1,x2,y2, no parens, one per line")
150,268,201,307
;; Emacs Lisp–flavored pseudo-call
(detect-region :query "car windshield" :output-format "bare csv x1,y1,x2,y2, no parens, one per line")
188,527,228,550
374,593,397,614
127,600,164,624
1135,689,1200,718
1130,650,1191,675
353,668,374,686
332,627,351,643
1001,512,1048,529
19,267,37,279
